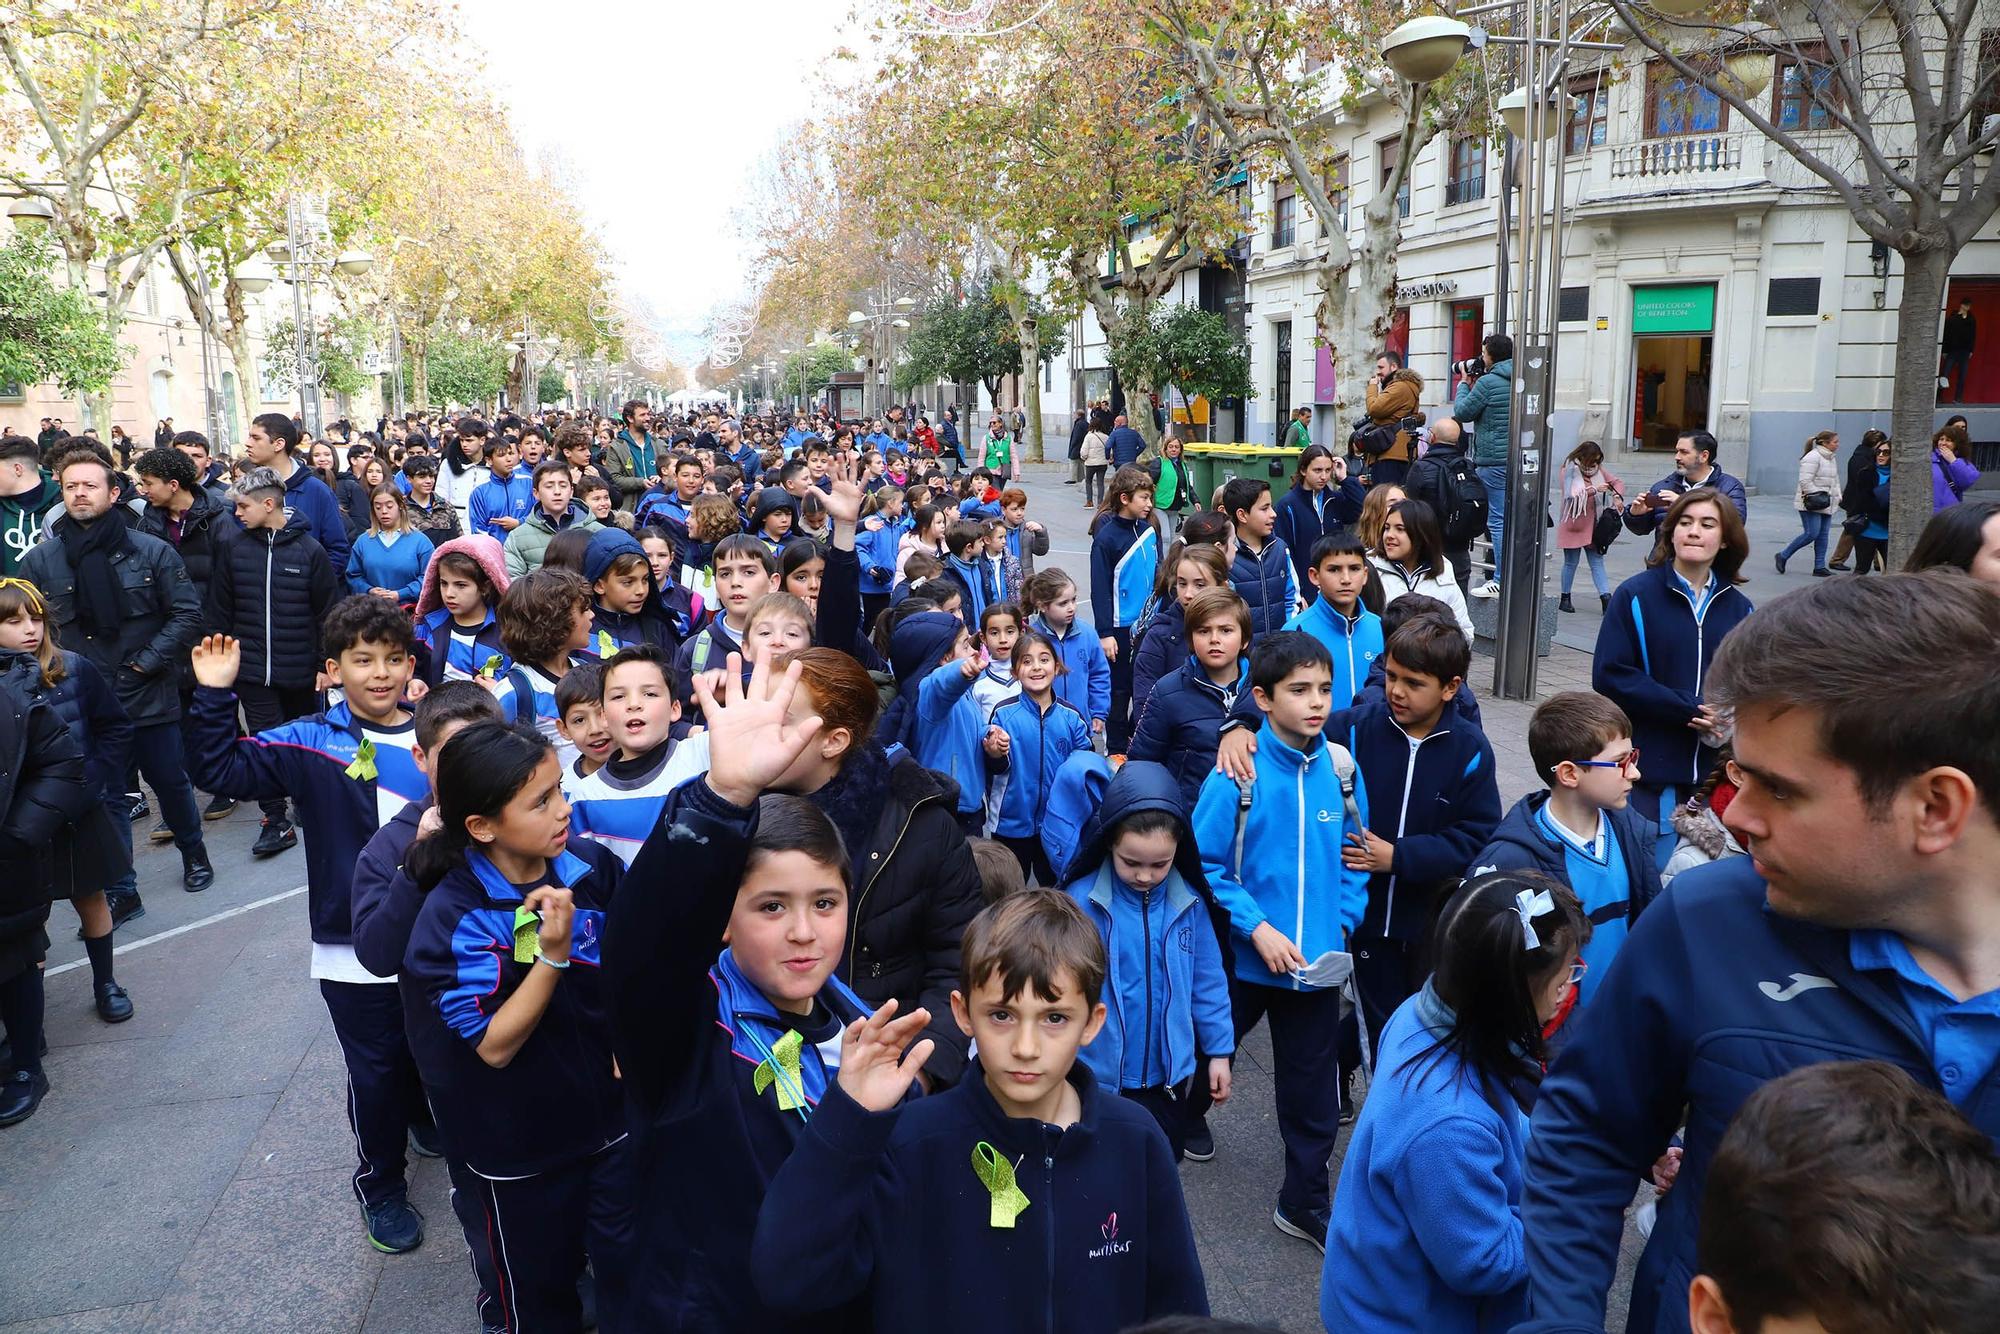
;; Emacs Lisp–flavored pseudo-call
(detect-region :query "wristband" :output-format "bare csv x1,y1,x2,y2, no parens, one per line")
536,954,570,971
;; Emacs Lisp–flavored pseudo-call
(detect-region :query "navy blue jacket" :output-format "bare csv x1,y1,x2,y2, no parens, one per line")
1356,653,1484,730
281,462,351,572
1274,478,1365,593
1130,599,1184,710
1518,857,2000,1334
1089,513,1155,635
1591,563,1754,792
1619,467,1749,536
1128,656,1249,814
402,838,626,1179
1229,536,1298,640
351,798,425,979
1472,791,1660,928
751,1064,1207,1333
191,689,427,946
1107,423,1147,468
33,649,133,810
207,514,341,689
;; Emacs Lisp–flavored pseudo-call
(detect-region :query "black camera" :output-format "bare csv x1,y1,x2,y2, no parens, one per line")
1452,357,1486,378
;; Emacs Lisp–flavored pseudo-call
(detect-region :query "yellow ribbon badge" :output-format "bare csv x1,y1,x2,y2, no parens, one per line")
752,1029,807,1111
343,736,378,782
971,1141,1030,1228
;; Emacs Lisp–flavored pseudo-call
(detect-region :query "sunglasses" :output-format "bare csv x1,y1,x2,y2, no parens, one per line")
1569,748,1640,774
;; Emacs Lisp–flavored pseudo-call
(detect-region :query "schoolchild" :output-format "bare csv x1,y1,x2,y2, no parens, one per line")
402,723,632,1331
1321,871,1589,1333
749,889,1211,1332
750,486,795,551
493,568,594,769
1472,691,1659,1010
856,485,911,631
969,600,1022,722
939,520,996,627
742,592,815,667
996,487,1048,584
1022,568,1110,738
890,551,943,608
466,435,535,542
1131,542,1230,712
1353,595,1483,726
635,452,705,529
189,597,432,1253
564,645,714,872
1062,760,1234,1160
411,536,510,687
897,503,947,580
1223,476,1298,641
583,528,679,660
1283,532,1385,709
1088,465,1159,752
674,534,776,691
1275,445,1366,597
554,663,613,786
400,455,462,546
982,630,1093,879
634,524,700,639
884,610,987,834
1128,586,1252,813
1192,630,1371,1249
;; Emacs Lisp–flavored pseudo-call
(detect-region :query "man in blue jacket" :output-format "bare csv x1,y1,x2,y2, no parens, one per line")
1107,413,1147,469
244,411,350,571
1520,574,2000,1334
1620,429,1749,540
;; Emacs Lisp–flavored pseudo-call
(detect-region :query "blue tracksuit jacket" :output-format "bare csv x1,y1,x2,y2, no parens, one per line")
1028,613,1110,725
912,659,986,815
414,607,508,686
1591,563,1753,792
857,514,911,595
1519,857,2000,1334
1128,656,1248,814
1230,536,1298,639
1283,597,1384,710
1192,720,1371,986
1038,749,1115,884
351,799,425,978
750,1064,1208,1333
1130,598,1185,710
191,688,427,947
466,470,534,541
401,839,626,1178
1089,513,1158,634
985,692,1093,838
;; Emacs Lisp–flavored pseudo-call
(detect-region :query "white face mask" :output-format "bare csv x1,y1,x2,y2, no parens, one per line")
1293,949,1355,990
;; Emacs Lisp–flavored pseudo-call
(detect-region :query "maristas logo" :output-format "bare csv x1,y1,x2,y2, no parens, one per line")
1088,1211,1131,1259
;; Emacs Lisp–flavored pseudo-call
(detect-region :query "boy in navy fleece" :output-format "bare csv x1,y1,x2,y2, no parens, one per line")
752,890,1209,1333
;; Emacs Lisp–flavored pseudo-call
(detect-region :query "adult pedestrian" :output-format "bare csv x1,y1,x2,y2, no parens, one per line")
1940,296,1976,401
1846,433,1895,574
1775,430,1840,577
0,434,61,578
1906,497,2000,586
1148,433,1200,540
242,412,351,571
1362,354,1422,489
1079,408,1111,506
1065,406,1088,485
35,418,66,453
1524,573,2000,1334
1107,413,1147,469
937,407,964,472
20,451,213,889
1827,428,1883,570
982,417,1014,475
605,401,659,513
1555,440,1625,612
1621,430,1749,544
1274,443,1364,596
1281,404,1313,452
1403,416,1479,591
1592,486,1753,857
432,419,490,526
1931,427,1980,510
1451,333,1515,598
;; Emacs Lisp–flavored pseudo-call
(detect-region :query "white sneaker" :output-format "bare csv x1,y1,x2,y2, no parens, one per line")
1470,580,1500,599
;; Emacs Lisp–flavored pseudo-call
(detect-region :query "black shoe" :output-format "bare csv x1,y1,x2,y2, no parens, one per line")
202,795,238,821
147,818,174,845
1774,551,1787,575
251,818,297,858
94,980,134,1024
1828,559,1850,571
126,792,149,822
182,845,215,892
362,1195,425,1254
408,1122,444,1159
0,1069,49,1126
1273,1203,1329,1253
107,893,145,932
1600,594,1611,612
1183,1121,1215,1163
1558,594,1574,613
1813,567,1832,577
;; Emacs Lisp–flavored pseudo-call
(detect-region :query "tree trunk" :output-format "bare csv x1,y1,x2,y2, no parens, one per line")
409,336,430,413
1009,300,1045,464
1889,245,1955,566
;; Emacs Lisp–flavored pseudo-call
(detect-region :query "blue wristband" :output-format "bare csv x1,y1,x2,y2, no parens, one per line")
535,954,570,971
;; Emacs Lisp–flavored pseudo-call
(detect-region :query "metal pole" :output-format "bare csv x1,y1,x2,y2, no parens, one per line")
192,260,219,445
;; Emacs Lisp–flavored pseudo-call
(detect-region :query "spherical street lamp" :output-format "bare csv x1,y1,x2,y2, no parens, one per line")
335,249,373,277
232,256,275,293
1381,15,1473,83
6,194,54,231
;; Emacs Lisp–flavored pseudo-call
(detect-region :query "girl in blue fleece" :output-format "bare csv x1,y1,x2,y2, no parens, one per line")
1022,567,1110,736
1321,870,1590,1334
982,629,1092,879
886,609,987,833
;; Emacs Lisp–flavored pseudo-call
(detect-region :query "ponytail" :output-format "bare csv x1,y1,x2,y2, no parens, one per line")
1020,568,1075,620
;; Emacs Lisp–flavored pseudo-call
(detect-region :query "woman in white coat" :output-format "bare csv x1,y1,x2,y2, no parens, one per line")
1368,497,1476,644
1774,429,1840,577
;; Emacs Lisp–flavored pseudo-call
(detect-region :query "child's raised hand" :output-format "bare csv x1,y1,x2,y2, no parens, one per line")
1207,1055,1232,1105
190,634,243,690
525,886,574,965
835,997,935,1114
695,652,823,808
1249,921,1306,976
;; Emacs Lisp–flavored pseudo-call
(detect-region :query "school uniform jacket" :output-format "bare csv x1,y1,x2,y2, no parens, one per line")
1028,614,1110,727
1089,513,1158,635
1274,479,1365,591
466,470,534,542
1283,598,1384,712
985,693,1093,838
1127,656,1248,815
1229,537,1298,640
413,607,509,687
1130,599,1186,712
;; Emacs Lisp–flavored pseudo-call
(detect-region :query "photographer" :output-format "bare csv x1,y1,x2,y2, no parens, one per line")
1363,352,1423,489
1451,334,1514,598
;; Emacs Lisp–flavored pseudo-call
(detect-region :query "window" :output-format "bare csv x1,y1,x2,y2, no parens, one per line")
1772,46,1841,130
1766,276,1820,316
1378,136,1411,219
1271,176,1296,247
1558,286,1590,323
1321,155,1350,235
1646,66,1727,138
1445,135,1486,205
1971,30,1999,131
1569,75,1609,153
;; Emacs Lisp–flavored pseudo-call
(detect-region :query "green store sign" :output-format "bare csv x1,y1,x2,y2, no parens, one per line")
1631,284,1716,334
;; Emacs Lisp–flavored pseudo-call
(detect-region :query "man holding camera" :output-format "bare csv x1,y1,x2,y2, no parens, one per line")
1451,333,1515,598
1620,429,1748,539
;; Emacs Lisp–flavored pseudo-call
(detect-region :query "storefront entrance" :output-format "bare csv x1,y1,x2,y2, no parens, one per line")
1631,284,1716,451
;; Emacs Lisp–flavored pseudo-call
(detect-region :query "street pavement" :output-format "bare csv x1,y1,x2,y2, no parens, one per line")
0,460,1838,1332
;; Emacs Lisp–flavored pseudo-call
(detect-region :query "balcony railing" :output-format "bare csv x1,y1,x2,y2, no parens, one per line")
1612,134,1742,178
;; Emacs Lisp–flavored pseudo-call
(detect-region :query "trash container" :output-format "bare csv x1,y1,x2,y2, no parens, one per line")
1181,444,1298,506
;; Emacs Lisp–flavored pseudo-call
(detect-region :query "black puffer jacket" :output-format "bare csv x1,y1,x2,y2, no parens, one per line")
804,741,984,1085
207,514,341,689
132,485,238,603
19,515,204,727
0,657,90,943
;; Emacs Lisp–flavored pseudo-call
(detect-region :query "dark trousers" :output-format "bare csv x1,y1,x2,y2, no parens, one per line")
860,591,891,638
474,1138,635,1334
1854,535,1889,575
1941,349,1972,401
1106,627,1134,753
999,834,1054,887
955,807,986,837
319,979,423,1210
1230,979,1345,1218
238,683,320,821
1084,465,1107,505
447,1152,505,1329
132,719,203,848
0,966,45,1077
1367,457,1411,490
1122,1082,1192,1162
1339,935,1423,1097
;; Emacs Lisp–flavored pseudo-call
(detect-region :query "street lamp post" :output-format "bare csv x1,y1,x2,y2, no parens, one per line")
244,195,372,437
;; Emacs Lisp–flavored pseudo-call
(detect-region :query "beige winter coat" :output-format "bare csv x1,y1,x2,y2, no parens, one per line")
1795,445,1839,512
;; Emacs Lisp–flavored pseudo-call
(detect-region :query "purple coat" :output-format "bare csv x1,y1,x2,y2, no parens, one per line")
1932,449,1980,511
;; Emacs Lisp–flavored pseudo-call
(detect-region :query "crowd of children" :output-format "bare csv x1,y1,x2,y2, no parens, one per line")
3,402,1997,1334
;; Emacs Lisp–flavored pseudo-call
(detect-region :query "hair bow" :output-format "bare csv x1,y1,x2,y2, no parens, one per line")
1514,886,1554,951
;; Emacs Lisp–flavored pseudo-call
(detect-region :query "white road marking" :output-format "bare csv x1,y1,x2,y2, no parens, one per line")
46,884,309,977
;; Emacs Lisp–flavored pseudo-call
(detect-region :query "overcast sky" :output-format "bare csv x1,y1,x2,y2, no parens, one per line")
457,0,854,367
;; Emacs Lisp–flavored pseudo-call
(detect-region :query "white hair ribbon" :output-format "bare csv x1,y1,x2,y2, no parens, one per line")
1515,887,1554,950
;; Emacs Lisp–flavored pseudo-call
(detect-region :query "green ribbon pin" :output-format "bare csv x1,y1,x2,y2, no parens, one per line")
752,1029,807,1110
971,1141,1030,1228
595,630,618,658
344,736,378,782
512,906,540,963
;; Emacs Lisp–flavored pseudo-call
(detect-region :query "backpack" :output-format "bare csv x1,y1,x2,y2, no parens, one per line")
1347,418,1400,459
1413,449,1489,547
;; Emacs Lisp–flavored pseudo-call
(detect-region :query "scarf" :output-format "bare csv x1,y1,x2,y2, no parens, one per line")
807,737,890,865
56,512,132,638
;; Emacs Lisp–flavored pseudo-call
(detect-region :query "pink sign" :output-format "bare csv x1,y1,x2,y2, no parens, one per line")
1314,337,1337,404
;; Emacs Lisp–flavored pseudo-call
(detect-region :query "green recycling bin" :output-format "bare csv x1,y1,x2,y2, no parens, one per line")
1180,443,1299,506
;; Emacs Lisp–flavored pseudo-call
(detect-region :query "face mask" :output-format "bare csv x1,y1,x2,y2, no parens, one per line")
1293,950,1354,990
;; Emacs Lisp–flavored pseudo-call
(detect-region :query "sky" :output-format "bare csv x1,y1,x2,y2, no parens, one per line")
456,0,856,370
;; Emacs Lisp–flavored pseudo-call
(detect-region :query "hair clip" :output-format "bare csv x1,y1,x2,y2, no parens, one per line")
1514,886,1554,950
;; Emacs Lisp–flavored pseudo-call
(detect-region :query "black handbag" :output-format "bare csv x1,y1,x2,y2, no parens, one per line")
1589,507,1622,555
1802,490,1831,512
1841,511,1871,537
